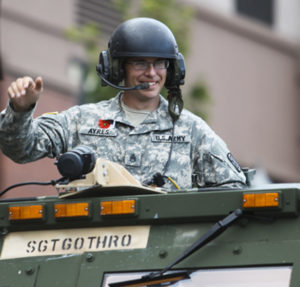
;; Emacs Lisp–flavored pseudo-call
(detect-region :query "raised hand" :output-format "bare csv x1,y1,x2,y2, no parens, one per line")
7,76,43,112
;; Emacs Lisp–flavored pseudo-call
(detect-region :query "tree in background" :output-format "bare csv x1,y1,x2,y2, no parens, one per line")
65,23,116,103
66,0,211,120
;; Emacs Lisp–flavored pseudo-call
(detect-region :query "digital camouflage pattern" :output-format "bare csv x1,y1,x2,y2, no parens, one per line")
0,94,246,190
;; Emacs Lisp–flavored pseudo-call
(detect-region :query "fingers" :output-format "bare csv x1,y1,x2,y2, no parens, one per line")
7,84,17,99
8,77,32,98
17,77,32,96
7,76,42,98
23,77,34,90
7,76,43,112
35,77,43,92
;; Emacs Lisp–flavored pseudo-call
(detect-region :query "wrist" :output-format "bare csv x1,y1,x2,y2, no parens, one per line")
10,101,36,113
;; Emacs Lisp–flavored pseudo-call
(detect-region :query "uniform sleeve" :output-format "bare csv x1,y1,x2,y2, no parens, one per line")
192,121,246,188
0,103,73,163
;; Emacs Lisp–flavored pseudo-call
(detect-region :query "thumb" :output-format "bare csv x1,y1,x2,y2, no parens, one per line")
34,77,43,92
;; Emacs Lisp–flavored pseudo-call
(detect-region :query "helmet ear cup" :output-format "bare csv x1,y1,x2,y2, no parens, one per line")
97,50,124,86
97,50,110,86
111,57,124,84
165,53,186,88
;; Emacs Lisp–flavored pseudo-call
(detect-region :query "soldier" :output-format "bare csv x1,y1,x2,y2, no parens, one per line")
0,17,246,190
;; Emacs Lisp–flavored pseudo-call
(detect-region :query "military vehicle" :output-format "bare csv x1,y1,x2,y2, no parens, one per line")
0,147,299,286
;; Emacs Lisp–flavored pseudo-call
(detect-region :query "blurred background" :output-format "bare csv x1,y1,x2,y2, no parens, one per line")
0,0,299,198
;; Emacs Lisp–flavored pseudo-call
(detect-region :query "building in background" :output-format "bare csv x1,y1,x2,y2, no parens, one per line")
0,0,299,198
188,0,300,42
184,0,300,182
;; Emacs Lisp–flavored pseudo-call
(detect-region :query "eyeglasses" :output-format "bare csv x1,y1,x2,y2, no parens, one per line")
126,59,169,71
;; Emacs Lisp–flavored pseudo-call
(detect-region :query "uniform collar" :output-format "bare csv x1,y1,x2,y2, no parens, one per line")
98,93,174,132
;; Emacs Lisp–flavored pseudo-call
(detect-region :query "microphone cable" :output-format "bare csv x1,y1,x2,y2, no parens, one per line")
0,177,65,198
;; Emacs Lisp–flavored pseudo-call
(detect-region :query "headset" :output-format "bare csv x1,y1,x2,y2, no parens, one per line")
96,17,185,91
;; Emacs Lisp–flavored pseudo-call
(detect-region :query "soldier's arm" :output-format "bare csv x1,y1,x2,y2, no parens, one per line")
192,121,246,188
0,76,68,163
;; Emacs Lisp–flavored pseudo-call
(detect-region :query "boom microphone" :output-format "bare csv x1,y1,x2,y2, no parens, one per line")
96,64,150,91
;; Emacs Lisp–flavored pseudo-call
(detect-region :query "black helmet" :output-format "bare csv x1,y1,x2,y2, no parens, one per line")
98,17,185,87
109,17,179,59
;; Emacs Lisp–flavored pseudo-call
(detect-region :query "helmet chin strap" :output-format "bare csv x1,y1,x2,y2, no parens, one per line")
167,86,184,121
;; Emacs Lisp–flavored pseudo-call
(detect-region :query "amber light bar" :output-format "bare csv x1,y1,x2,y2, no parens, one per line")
54,202,89,218
243,192,280,208
9,205,44,220
101,200,136,215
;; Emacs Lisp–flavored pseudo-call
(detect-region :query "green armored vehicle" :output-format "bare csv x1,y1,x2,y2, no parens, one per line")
0,153,298,286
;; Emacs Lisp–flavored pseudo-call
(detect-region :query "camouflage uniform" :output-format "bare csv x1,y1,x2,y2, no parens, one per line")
0,94,246,190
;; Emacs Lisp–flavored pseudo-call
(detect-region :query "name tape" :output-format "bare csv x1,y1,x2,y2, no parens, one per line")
80,128,117,137
0,226,150,259
152,135,190,143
